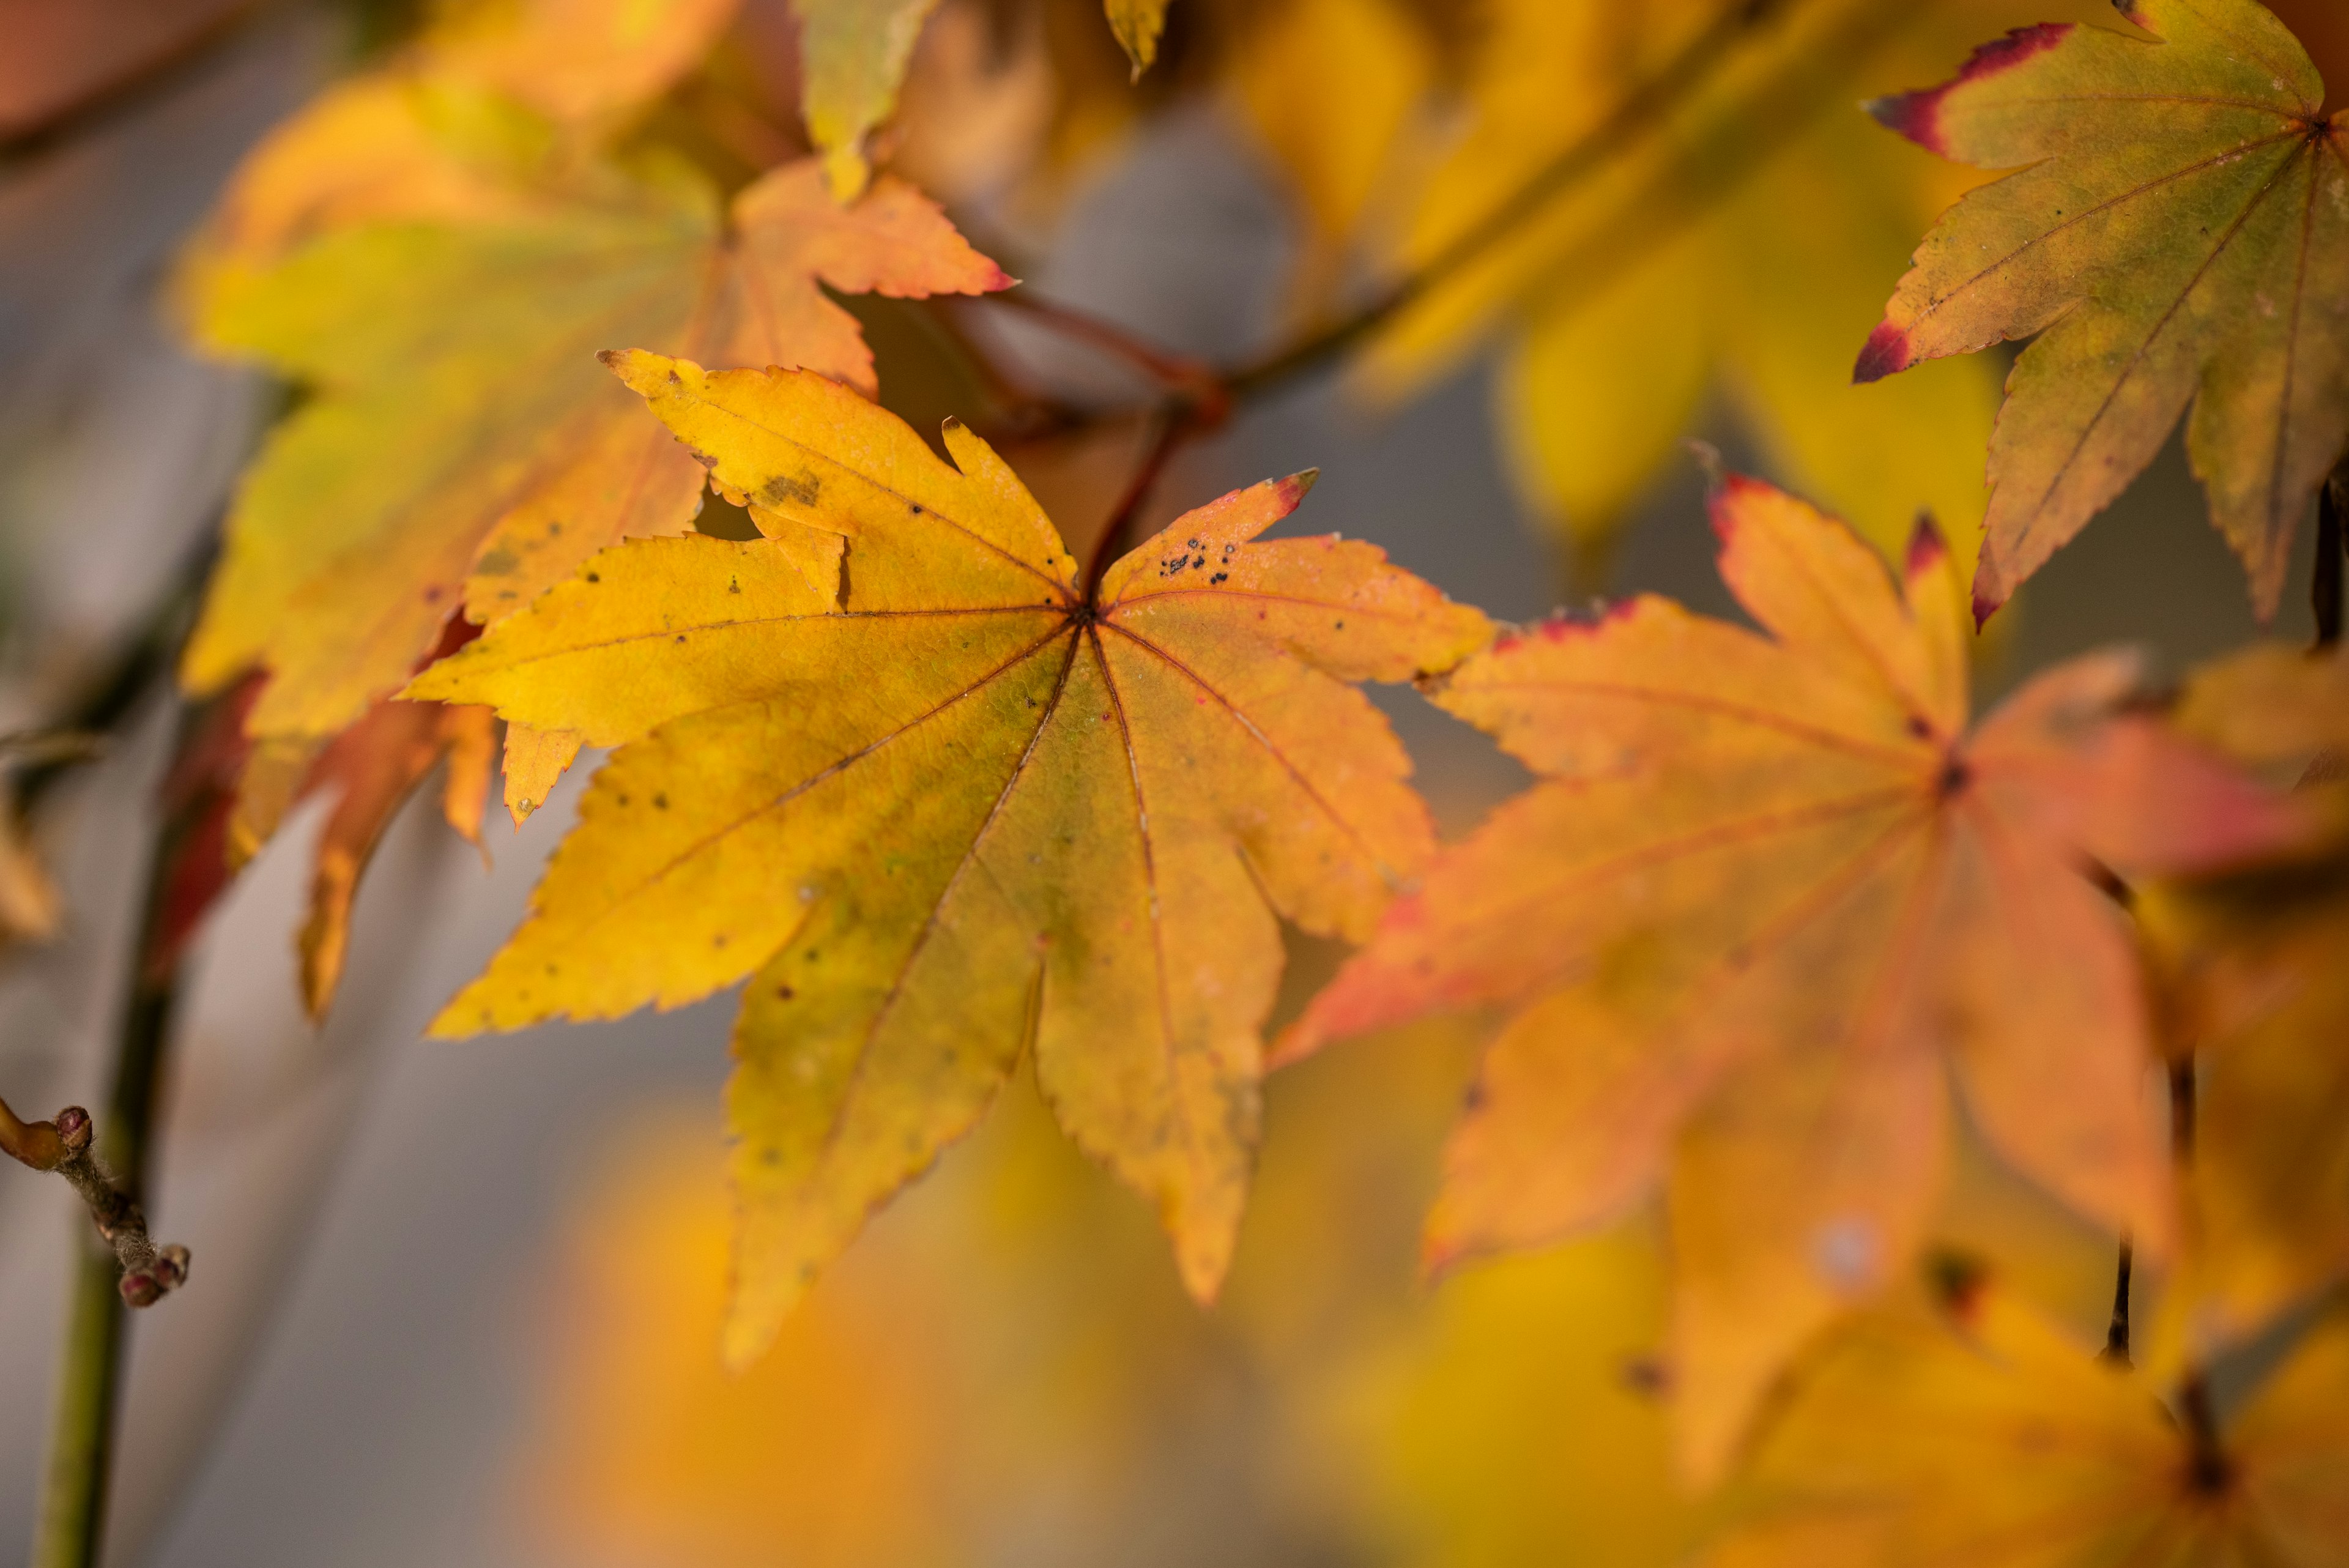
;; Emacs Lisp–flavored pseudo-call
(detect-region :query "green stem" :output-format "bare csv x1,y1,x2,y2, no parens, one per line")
32,713,195,1568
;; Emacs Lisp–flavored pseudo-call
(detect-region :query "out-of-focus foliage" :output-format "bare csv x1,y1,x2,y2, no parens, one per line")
1709,1275,2349,1567
1350,0,2115,578
0,0,250,143
519,1021,1707,1568
2139,643,2349,1356
1287,475,2309,1477
1861,0,2349,622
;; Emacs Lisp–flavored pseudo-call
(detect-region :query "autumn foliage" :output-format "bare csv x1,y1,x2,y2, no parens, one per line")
7,0,2349,1561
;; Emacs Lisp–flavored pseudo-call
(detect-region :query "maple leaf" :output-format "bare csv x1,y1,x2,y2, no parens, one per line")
1224,0,1434,304
1858,0,2349,622
795,0,946,200
520,1120,954,1567
181,135,1008,746
1281,474,2305,1477
2131,643,2349,1349
1107,0,1173,78
1707,1271,2349,1567
1362,0,2049,573
405,350,1489,1361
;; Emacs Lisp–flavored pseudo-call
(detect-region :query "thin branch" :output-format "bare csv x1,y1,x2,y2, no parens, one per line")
1,1098,188,1307
1221,0,1797,401
2101,1238,2134,1364
34,778,197,1568
2169,1056,2199,1166
2315,458,2344,649
2158,1058,2233,1494
984,291,1227,412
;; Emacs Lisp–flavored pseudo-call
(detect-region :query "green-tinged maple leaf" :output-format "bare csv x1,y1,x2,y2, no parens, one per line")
1708,1274,2349,1567
404,351,1489,1362
1281,475,2307,1478
182,139,1008,747
794,0,946,200
1858,0,2349,622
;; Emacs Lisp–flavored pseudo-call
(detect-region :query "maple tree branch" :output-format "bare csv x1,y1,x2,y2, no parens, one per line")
2,1098,190,1306
1219,0,1797,403
984,291,1228,409
33,786,196,1568
25,552,215,1568
2315,458,2345,649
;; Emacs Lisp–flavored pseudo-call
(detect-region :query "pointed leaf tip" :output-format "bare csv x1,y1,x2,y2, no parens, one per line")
1905,513,1947,576
1852,322,1912,384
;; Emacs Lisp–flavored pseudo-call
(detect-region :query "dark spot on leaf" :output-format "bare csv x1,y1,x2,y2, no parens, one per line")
775,984,795,1000
1210,572,1228,584
653,792,669,809
475,547,519,575
586,571,601,583
760,471,822,507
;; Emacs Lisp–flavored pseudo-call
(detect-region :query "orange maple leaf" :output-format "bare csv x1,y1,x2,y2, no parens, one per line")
1283,474,2307,1476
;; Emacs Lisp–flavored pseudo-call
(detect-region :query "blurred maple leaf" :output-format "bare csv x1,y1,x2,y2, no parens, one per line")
1107,0,1173,76
1708,1273,2349,1567
1223,0,1435,307
407,351,1487,1361
1353,1228,1701,1568
169,0,1008,1011
1358,0,2096,576
1859,0,2349,622
2134,643,2349,1352
1284,474,2304,1477
520,1117,956,1568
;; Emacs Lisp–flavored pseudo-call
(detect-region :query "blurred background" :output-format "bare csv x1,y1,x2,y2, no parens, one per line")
0,0,2334,1563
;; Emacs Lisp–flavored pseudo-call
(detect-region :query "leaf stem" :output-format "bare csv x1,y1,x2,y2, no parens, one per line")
2101,1238,2134,1364
2159,1055,2233,1493
2315,458,2344,649
1082,403,1197,595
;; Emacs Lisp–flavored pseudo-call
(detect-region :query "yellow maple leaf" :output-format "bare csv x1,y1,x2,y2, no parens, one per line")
795,0,946,200
1709,1272,2349,1567
407,350,1489,1361
1107,0,1173,78
1282,475,2307,1478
